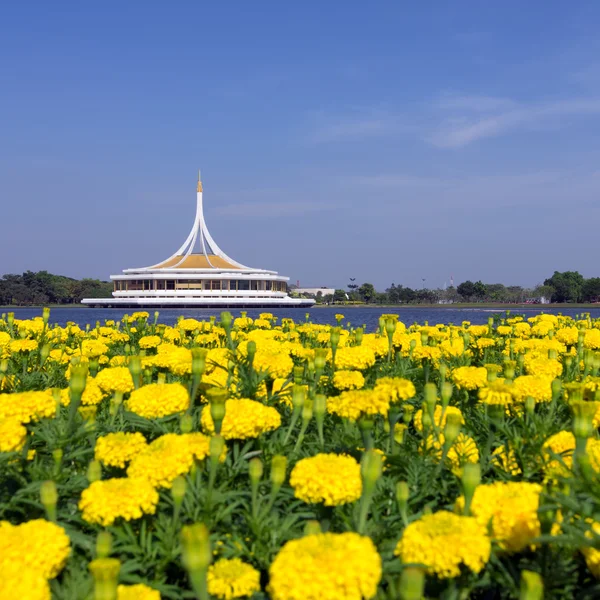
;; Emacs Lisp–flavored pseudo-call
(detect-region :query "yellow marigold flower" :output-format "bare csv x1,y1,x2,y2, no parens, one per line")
327,389,390,421
60,377,105,406
125,383,190,419
290,453,362,506
555,326,578,346
95,432,148,468
456,481,542,552
373,377,416,402
0,519,70,578
332,370,365,391
0,417,27,452
333,346,376,370
542,430,576,478
127,434,195,488
127,433,221,488
130,311,150,320
0,390,55,423
584,329,600,350
581,522,600,579
511,375,552,403
475,337,496,350
540,431,600,479
478,381,514,405
0,562,50,600
467,325,489,337
0,331,10,348
9,339,38,353
109,355,128,367
412,345,442,364
201,399,281,440
95,366,134,394
117,583,161,600
253,351,294,379
422,432,479,475
492,445,521,475
413,405,464,433
79,477,159,526
153,345,192,375
451,366,488,390
207,558,261,599
81,339,109,357
524,356,563,380
138,335,162,349
395,510,490,578
268,532,381,600
253,318,271,329
184,432,228,462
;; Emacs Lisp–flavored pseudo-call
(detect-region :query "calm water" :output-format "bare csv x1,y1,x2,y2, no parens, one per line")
4,306,600,331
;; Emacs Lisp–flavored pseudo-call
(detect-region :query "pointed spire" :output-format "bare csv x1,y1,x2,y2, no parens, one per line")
197,168,203,193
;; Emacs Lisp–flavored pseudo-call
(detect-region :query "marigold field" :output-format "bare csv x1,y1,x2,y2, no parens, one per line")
3,309,600,599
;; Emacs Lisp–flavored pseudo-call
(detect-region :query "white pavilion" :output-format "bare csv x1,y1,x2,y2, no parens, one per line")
82,173,314,309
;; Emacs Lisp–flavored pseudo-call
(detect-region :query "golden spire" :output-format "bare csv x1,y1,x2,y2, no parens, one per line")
197,168,203,193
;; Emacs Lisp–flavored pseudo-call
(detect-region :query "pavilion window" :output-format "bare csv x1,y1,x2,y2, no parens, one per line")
265,281,273,291
238,280,250,290
156,280,166,290
251,280,258,291
166,280,175,290
221,280,230,291
211,280,221,290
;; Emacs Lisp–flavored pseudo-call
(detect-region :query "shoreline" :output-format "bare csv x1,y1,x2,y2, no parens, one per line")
2,303,600,311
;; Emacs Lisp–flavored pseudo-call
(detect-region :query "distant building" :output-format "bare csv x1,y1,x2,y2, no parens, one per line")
82,173,314,309
294,287,335,297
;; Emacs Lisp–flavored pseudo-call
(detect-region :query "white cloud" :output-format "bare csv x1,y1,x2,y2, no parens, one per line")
428,96,600,148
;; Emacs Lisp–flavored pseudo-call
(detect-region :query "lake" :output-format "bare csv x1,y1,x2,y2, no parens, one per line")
4,306,600,331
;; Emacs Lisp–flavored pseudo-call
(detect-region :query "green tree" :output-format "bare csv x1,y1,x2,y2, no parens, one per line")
333,289,347,303
473,281,487,301
544,271,585,303
582,278,600,302
457,280,476,300
358,282,376,303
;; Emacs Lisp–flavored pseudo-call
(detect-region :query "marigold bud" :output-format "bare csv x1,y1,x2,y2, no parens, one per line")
461,462,481,516
291,385,305,411
519,570,543,600
440,381,453,406
398,566,425,600
87,459,102,483
209,435,225,463
293,366,304,384
69,364,87,397
181,523,211,572
220,311,233,330
572,400,596,439
172,475,187,509
96,531,113,558
443,414,461,445
40,480,57,521
270,455,287,487
249,458,264,484
304,520,322,536
128,355,142,378
354,327,364,345
330,327,341,347
314,348,327,371
396,481,409,508
525,396,536,415
362,449,383,487
180,413,193,434
191,348,208,375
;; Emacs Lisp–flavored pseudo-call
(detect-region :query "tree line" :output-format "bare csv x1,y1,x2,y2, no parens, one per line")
0,271,113,306
305,271,600,305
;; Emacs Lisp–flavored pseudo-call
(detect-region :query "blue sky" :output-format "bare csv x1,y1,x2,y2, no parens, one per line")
1,2,599,291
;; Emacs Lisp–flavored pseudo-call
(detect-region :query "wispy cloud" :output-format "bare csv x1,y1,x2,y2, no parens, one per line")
215,201,334,218
307,109,413,144
428,95,600,148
